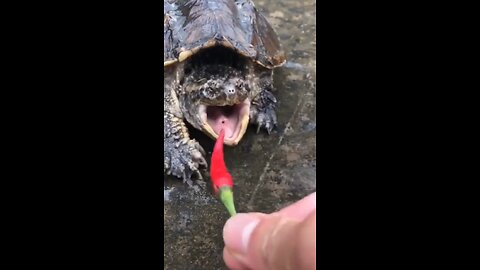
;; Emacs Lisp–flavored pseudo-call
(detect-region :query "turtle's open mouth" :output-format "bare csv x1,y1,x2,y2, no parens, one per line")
199,99,250,146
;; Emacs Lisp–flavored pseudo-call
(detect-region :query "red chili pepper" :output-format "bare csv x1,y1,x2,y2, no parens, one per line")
210,129,237,216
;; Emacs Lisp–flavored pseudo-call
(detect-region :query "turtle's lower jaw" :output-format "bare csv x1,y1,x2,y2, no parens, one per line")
199,99,251,146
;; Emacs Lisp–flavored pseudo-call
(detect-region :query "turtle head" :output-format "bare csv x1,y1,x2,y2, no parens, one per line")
179,47,253,146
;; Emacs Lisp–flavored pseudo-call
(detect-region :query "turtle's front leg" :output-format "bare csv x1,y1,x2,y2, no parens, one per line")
164,93,207,182
250,88,278,134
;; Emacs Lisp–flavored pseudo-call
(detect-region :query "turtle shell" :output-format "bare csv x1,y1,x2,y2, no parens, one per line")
164,0,286,69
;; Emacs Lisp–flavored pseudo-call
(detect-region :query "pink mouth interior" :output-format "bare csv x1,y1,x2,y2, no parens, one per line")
206,104,243,140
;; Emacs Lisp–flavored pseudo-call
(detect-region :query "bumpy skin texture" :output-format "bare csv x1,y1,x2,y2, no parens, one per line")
164,65,279,182
164,67,208,181
164,0,285,182
249,69,278,134
180,64,250,130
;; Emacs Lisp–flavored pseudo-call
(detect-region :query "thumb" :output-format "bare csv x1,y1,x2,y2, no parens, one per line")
223,211,316,270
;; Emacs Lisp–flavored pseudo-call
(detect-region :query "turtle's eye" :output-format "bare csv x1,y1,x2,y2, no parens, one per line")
237,82,243,88
202,87,216,99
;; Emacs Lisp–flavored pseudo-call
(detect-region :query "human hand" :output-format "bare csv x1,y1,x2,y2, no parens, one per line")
222,192,317,270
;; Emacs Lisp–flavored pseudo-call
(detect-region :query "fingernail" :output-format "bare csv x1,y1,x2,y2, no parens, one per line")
223,213,260,254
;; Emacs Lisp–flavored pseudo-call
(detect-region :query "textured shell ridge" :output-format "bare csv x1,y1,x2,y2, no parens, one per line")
164,0,286,68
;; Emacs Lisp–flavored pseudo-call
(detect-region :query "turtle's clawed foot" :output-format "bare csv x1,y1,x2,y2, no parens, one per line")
254,107,277,134
164,138,207,182
250,90,278,134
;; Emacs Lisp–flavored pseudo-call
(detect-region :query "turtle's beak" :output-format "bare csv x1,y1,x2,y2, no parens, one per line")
219,186,237,216
199,99,250,146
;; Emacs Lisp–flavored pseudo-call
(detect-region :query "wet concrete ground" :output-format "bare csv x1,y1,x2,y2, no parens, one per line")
164,0,316,269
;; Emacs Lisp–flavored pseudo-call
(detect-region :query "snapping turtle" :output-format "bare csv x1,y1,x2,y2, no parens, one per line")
164,0,286,181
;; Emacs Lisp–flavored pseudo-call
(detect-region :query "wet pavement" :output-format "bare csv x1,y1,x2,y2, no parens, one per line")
164,0,316,269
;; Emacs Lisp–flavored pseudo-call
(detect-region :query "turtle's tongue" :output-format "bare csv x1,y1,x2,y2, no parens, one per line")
199,100,250,145
206,105,241,140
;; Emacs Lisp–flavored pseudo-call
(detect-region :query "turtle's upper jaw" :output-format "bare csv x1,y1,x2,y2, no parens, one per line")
199,99,250,146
